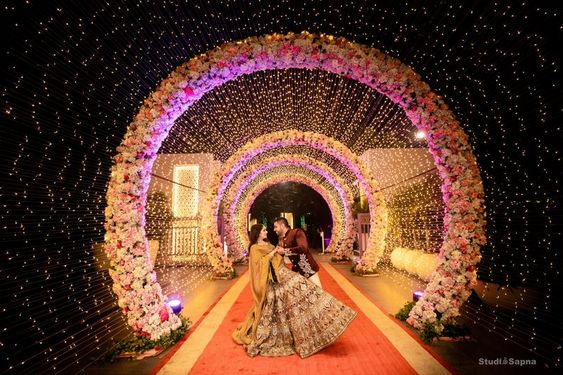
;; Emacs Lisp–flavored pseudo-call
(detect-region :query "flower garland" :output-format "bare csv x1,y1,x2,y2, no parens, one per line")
236,166,356,260
226,167,351,257
234,171,345,254
105,31,485,337
220,154,356,259
228,168,346,258
205,129,387,275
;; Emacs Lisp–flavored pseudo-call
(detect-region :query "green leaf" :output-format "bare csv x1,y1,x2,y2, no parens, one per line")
107,317,191,361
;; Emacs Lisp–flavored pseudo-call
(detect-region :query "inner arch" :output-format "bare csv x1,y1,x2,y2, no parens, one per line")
250,181,333,246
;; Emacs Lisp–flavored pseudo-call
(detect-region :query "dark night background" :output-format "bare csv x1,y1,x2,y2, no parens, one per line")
249,182,333,246
0,0,562,373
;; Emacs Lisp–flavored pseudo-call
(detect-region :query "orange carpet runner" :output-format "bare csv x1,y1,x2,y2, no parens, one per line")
183,265,418,374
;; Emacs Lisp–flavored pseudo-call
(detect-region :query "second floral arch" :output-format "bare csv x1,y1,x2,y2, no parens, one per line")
203,130,388,274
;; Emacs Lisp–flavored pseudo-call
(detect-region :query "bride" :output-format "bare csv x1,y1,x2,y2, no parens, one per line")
232,224,357,358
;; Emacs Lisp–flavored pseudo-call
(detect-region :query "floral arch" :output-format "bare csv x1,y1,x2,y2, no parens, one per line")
223,162,355,259
205,130,388,276
104,31,486,339
233,171,347,254
218,153,356,259
234,175,347,256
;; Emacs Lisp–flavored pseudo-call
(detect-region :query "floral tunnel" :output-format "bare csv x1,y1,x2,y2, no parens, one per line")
104,32,485,340
204,130,388,277
224,154,357,261
222,162,354,260
232,172,346,258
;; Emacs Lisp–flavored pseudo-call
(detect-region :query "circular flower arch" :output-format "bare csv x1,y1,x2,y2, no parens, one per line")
225,163,354,258
235,177,346,256
104,31,486,339
205,130,387,275
233,167,355,260
228,174,348,259
219,154,356,259
232,171,347,254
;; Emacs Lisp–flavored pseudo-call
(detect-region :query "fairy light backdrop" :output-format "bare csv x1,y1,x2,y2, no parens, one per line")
1,1,560,373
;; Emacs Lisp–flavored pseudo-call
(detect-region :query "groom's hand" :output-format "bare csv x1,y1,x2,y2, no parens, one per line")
275,246,285,255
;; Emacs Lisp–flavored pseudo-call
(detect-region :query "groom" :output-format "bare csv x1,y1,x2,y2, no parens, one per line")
273,217,322,288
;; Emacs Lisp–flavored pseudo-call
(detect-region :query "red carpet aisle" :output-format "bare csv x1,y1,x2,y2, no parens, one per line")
155,262,455,375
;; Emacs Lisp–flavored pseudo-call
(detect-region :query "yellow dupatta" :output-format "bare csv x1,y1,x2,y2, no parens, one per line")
232,242,283,345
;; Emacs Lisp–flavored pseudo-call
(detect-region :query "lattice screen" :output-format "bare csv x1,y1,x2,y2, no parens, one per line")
173,165,199,218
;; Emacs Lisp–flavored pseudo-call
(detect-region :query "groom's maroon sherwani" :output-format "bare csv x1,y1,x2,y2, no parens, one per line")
279,228,319,278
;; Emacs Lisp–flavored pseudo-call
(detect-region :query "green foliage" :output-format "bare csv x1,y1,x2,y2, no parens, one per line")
395,301,416,321
352,196,369,216
417,320,470,343
396,301,471,343
108,317,191,360
352,265,379,275
420,322,441,343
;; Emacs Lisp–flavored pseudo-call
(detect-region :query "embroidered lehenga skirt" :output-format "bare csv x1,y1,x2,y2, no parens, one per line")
245,266,357,358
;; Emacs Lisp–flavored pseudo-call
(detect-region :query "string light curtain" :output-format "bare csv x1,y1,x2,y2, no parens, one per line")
1,1,561,373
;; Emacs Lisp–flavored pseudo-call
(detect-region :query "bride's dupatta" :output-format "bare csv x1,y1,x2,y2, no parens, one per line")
232,243,282,345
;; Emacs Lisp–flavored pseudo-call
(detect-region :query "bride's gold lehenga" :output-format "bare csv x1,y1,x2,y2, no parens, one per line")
232,243,357,359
